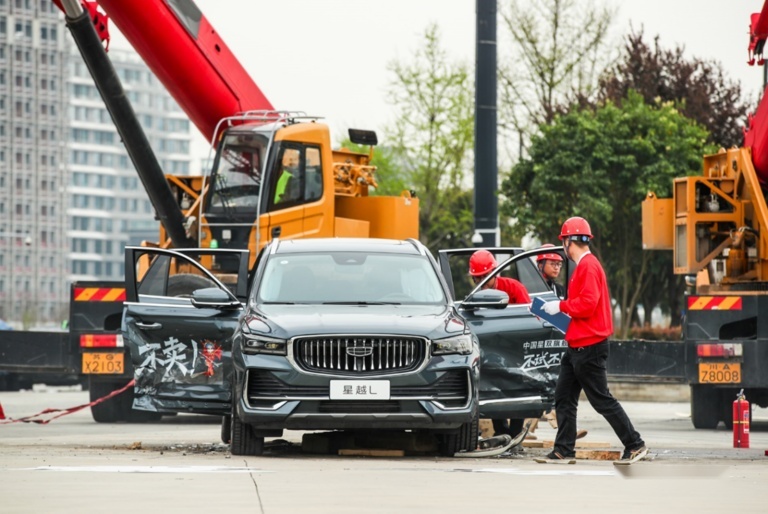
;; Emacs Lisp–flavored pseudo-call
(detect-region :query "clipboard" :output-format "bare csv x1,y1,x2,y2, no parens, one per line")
530,297,571,334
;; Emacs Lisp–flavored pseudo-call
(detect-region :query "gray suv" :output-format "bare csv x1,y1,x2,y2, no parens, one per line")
230,238,486,455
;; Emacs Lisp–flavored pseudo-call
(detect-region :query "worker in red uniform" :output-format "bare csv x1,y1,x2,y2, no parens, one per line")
469,249,531,442
536,243,565,298
469,250,530,304
540,217,647,464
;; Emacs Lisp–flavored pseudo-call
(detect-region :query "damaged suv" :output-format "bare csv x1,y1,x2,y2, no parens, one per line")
122,239,503,456
230,238,487,455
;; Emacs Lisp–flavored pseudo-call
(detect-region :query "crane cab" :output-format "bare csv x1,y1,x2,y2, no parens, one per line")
158,111,419,270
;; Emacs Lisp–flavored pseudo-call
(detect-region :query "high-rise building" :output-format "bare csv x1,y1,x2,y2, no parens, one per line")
0,3,193,328
68,48,193,285
0,1,69,327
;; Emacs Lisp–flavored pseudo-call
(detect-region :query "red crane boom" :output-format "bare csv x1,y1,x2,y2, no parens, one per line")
54,0,273,142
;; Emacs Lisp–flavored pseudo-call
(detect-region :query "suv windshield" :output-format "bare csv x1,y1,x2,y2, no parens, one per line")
256,252,446,304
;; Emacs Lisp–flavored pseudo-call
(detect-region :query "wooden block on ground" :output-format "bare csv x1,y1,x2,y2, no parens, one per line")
574,440,611,449
479,419,494,439
526,439,610,449
302,430,437,455
339,449,405,457
575,449,621,461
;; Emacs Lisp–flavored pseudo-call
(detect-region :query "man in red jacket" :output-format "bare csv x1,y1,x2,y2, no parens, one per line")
539,217,647,464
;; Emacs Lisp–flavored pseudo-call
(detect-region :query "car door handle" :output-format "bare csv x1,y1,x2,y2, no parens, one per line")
135,322,162,330
271,226,281,238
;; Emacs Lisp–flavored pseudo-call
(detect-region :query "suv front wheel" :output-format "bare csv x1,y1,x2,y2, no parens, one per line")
437,408,479,456
230,404,265,456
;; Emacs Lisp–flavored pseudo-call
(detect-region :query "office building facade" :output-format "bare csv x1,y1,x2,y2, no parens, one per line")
0,2,192,327
0,1,68,326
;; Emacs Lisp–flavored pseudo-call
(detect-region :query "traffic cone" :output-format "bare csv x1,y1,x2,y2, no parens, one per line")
0,401,5,420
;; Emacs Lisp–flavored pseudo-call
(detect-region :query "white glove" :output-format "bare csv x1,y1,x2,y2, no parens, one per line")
542,300,561,315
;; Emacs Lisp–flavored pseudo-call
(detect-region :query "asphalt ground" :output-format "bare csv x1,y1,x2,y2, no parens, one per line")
1,388,766,514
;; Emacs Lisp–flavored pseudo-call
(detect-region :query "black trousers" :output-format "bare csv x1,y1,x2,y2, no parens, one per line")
553,341,644,456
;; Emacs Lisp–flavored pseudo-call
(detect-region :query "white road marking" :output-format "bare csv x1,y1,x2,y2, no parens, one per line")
454,467,615,476
11,466,273,474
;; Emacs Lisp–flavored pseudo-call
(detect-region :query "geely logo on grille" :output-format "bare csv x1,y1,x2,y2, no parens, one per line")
346,341,373,357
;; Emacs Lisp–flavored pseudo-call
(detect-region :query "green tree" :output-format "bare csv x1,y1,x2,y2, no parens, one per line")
599,31,749,149
500,91,716,338
384,24,475,254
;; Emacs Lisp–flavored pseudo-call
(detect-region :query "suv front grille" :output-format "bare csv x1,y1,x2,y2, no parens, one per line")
293,336,427,375
246,369,469,401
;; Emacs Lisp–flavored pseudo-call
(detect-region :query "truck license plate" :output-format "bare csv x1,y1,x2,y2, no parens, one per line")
82,353,124,374
699,362,741,384
330,380,390,400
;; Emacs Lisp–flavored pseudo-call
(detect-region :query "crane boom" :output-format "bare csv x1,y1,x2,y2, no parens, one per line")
57,0,273,142
746,0,768,183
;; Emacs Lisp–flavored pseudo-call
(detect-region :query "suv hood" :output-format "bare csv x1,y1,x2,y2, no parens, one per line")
255,304,463,340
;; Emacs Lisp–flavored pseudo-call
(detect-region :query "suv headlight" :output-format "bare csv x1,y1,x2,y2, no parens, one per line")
242,334,288,355
432,333,473,356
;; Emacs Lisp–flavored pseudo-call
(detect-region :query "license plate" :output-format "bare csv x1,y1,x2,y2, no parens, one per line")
699,362,741,383
330,380,390,400
82,352,124,374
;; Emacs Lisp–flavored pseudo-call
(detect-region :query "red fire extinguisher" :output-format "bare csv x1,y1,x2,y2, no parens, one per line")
733,389,750,449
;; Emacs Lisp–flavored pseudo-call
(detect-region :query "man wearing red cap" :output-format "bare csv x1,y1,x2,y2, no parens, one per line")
539,216,647,464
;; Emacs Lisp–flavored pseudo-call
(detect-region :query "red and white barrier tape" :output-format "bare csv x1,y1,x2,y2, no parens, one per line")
0,379,135,425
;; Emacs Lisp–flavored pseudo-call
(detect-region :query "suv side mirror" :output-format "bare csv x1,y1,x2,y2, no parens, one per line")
190,287,241,309
461,289,509,310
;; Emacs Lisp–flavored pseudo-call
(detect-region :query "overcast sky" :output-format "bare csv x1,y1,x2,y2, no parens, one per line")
110,0,767,164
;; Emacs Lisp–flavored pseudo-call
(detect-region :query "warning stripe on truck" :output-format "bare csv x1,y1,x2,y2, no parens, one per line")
74,287,126,302
687,296,742,311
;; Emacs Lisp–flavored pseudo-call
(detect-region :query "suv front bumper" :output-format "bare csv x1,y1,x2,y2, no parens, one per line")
234,354,479,431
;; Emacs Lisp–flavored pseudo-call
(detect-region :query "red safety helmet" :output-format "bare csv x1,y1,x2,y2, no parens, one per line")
469,250,497,276
536,243,563,262
559,216,593,241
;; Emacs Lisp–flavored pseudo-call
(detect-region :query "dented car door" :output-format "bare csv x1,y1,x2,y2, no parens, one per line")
438,247,568,420
122,247,249,415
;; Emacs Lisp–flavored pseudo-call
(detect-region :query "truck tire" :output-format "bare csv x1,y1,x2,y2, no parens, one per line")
89,378,126,423
230,405,264,456
720,388,749,430
221,415,232,444
89,378,162,423
690,385,720,429
438,409,479,456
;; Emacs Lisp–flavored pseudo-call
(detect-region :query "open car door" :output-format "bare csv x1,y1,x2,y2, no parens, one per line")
123,247,250,416
438,247,569,421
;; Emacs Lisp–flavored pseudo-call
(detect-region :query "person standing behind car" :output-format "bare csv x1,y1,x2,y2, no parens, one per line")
469,250,530,304
529,243,586,441
469,249,531,441
540,216,647,464
537,243,565,298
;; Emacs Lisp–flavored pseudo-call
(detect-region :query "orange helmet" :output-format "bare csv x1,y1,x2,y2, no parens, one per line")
469,250,497,276
536,243,563,262
559,216,592,241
